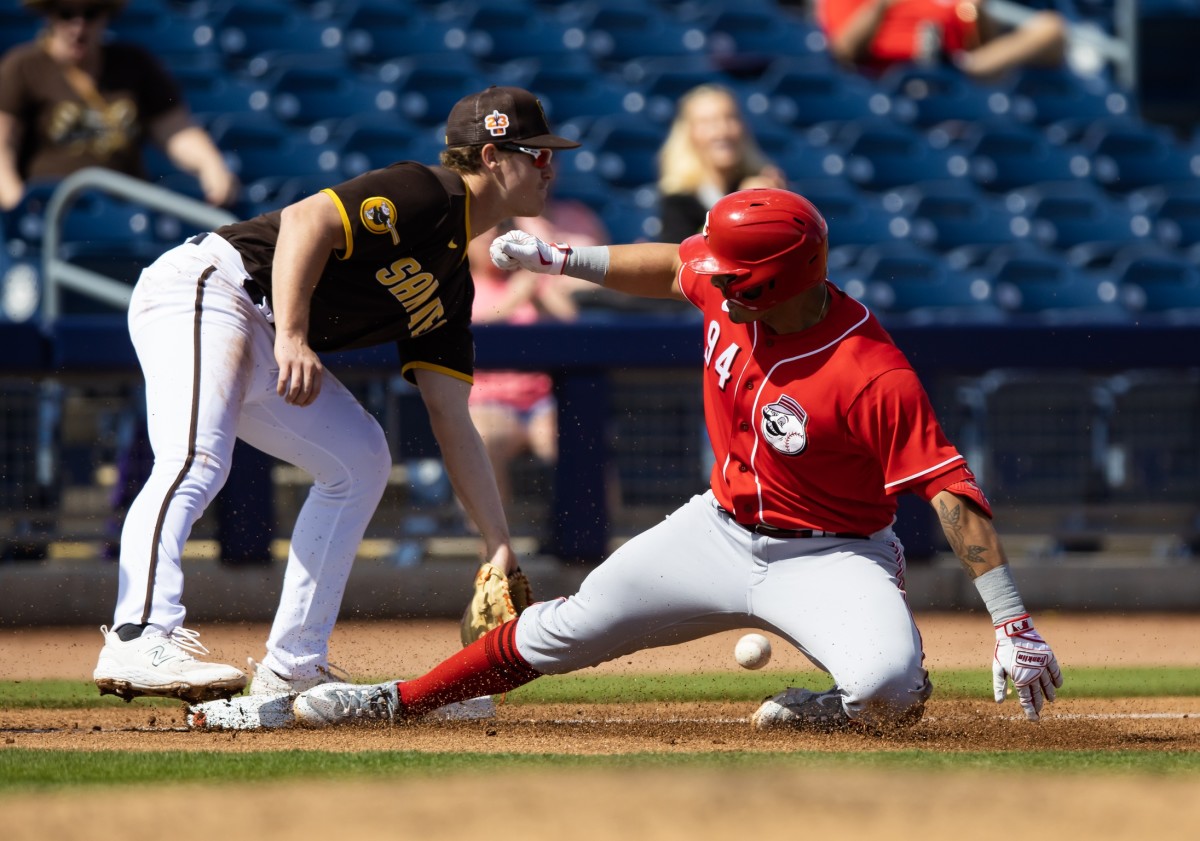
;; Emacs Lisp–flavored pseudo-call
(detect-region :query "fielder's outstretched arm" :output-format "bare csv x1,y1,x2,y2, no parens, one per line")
490,231,684,300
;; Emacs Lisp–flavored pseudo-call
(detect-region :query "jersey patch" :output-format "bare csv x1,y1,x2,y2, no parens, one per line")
360,197,400,245
484,109,510,137
761,394,809,456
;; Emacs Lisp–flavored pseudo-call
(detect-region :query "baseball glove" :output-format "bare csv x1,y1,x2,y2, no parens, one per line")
460,562,534,646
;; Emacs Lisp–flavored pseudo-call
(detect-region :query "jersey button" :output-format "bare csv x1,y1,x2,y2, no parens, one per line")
744,381,754,390
739,422,750,431
738,464,748,472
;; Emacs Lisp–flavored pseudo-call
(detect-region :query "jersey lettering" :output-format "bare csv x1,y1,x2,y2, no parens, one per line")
376,257,445,322
703,319,741,390
409,299,447,337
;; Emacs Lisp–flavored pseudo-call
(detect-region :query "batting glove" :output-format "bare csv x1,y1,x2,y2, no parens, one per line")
490,230,572,274
993,614,1063,722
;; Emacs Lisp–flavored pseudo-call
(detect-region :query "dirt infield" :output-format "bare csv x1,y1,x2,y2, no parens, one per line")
2,613,1199,840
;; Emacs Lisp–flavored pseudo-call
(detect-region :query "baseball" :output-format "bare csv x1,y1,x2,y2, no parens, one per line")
734,633,772,670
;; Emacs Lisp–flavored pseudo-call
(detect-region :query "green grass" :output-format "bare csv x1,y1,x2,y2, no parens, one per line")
2,749,1199,791
3,667,1199,709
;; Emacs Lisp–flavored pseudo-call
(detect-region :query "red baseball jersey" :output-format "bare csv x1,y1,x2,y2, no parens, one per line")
817,0,978,69
679,272,979,535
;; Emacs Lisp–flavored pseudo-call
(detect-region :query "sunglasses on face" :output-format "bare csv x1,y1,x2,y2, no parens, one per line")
51,7,106,21
498,144,553,169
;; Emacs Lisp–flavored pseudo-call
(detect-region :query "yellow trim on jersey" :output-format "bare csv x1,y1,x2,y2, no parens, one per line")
458,174,471,267
402,361,474,385
322,188,355,261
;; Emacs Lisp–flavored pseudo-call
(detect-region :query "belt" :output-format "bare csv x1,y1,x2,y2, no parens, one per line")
187,232,210,245
717,507,866,540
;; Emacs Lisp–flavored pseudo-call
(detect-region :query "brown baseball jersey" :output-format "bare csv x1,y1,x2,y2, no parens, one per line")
217,162,476,384
0,42,181,180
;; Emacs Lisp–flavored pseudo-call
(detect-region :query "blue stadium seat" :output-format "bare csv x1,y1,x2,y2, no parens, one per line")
1079,117,1200,193
264,67,396,126
60,194,157,247
742,57,888,131
1110,249,1200,316
174,68,270,120
109,15,219,71
1127,182,1200,250
620,56,727,124
788,177,905,270
600,192,662,244
453,5,581,66
978,243,1129,322
949,120,1091,193
841,241,1000,323
208,113,340,183
877,65,1012,129
574,116,667,189
548,170,614,216
55,241,164,315
327,0,461,65
383,60,486,127
885,179,1023,252
0,6,40,54
500,65,634,125
1004,67,1130,127
213,2,344,69
1005,180,1152,251
322,116,418,177
697,6,829,71
565,5,708,68
828,119,967,191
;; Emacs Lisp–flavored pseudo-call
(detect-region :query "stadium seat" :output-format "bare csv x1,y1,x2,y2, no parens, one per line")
574,116,667,189
1079,117,1200,193
452,5,581,66
978,242,1129,322
0,5,40,54
1105,369,1200,502
208,113,340,183
109,15,219,71
1110,249,1200,316
948,120,1091,193
263,67,396,126
383,60,486,127
620,56,727,124
742,57,888,131
1004,67,1129,127
600,192,662,244
1005,180,1152,250
828,119,967,191
789,178,905,270
212,2,344,69
877,65,1012,129
324,117,418,177
697,7,829,72
174,69,270,120
1127,182,1200,250
885,179,1024,252
564,5,709,68
500,65,635,125
329,0,462,65
843,241,1002,324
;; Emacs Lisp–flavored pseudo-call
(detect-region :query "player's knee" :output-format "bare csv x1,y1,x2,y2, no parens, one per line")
844,669,932,728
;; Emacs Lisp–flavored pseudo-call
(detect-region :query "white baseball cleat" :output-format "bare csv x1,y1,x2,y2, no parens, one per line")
293,681,402,727
93,625,247,704
247,658,348,696
188,692,296,730
751,686,851,731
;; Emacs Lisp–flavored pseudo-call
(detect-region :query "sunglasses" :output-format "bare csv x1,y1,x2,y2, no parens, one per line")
51,7,107,21
498,144,553,169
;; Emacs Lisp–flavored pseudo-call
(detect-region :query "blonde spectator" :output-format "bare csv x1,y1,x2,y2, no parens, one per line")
656,84,787,243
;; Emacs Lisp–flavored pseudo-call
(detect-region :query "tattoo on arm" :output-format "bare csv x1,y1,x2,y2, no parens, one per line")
937,497,990,576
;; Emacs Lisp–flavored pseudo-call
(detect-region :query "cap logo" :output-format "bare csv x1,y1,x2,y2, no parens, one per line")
484,109,510,137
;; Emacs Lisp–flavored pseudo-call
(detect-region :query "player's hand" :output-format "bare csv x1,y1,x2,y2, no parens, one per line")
490,230,572,275
274,332,324,406
993,614,1063,721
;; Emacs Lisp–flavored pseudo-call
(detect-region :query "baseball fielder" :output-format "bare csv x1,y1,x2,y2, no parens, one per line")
291,188,1064,731
93,86,578,708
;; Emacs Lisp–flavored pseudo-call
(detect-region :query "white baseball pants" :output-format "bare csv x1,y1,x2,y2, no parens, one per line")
113,234,392,679
515,490,931,723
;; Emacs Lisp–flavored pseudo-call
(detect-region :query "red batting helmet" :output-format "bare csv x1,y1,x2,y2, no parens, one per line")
680,188,828,311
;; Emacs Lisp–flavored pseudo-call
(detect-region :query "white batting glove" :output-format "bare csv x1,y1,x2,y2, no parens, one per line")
993,614,1063,722
489,230,572,274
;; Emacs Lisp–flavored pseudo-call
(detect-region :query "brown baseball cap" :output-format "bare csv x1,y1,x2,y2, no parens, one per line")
445,86,580,150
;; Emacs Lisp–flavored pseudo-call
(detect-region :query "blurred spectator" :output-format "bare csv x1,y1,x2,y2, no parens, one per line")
817,0,1066,82
656,84,787,244
0,0,237,211
466,202,606,521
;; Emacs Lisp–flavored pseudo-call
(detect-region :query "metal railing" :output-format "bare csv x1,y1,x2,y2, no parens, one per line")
39,167,237,327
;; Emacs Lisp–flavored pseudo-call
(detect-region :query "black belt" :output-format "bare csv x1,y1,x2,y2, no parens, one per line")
187,232,210,245
718,507,866,540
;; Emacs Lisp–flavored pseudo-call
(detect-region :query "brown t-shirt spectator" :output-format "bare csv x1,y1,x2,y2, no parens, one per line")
0,41,181,181
218,162,477,384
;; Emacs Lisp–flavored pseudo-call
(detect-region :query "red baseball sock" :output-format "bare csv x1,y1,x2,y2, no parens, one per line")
398,619,540,718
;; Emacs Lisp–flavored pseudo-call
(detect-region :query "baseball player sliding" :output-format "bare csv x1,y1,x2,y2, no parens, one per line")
289,188,1063,732
93,86,578,717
